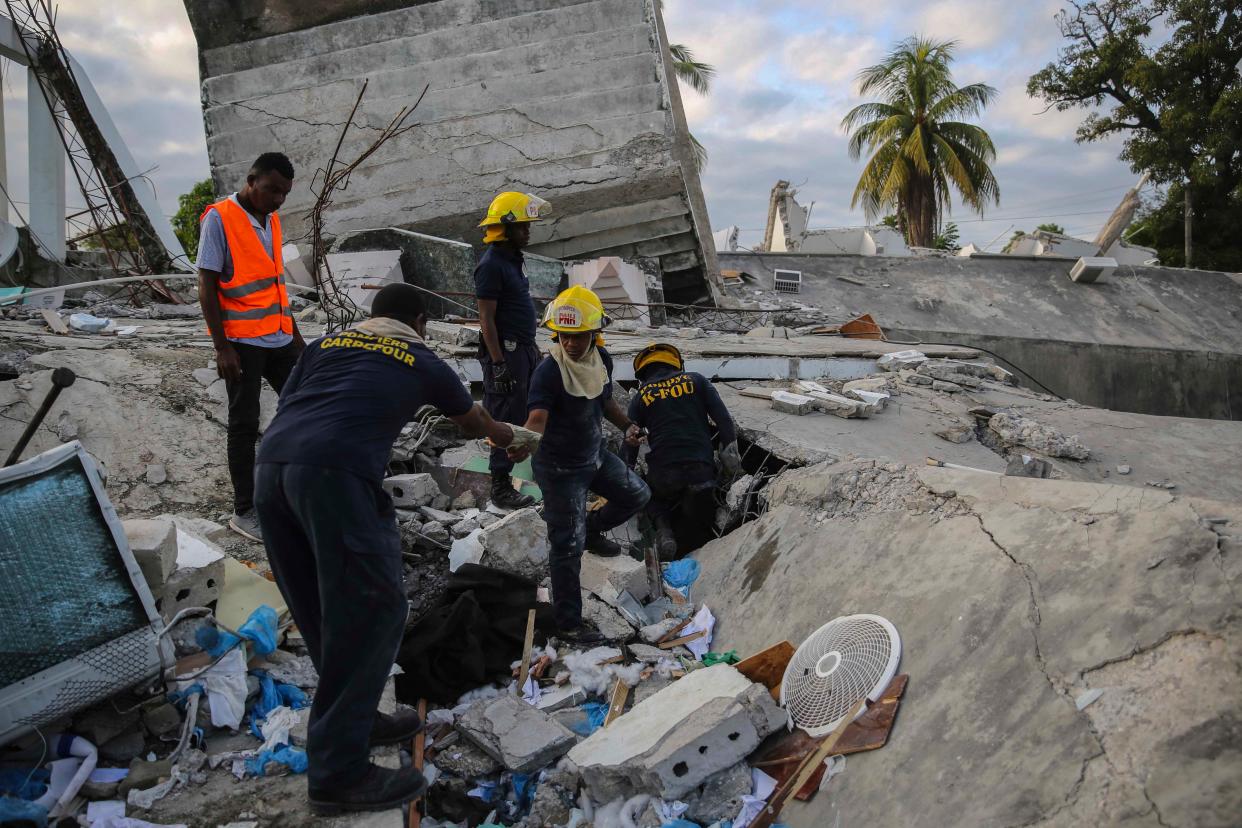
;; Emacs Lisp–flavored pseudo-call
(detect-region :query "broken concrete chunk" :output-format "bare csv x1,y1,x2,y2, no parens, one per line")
935,423,974,444
847,388,889,410
805,390,867,418
382,473,440,508
581,592,636,642
478,507,549,580
122,517,178,590
145,463,168,485
877,349,927,371
640,618,683,644
417,505,462,525
419,520,450,548
771,390,814,415
433,736,503,778
900,370,934,387
1116,464,1132,475
456,695,576,774
725,474,755,510
580,553,650,603
627,643,673,663
988,412,1090,460
535,684,588,713
568,664,784,801
932,380,963,393
191,367,217,387
424,319,481,347
142,702,182,737
452,490,477,510
843,376,893,395
684,761,754,826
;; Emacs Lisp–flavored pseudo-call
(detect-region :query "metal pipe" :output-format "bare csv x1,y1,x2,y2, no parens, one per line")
4,366,74,466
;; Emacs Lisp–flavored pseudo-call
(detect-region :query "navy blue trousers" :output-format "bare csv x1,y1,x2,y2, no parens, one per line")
254,462,407,790
479,343,540,476
533,448,650,628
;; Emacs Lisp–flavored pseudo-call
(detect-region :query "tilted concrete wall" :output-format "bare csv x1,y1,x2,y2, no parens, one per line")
186,0,719,302
720,252,1242,420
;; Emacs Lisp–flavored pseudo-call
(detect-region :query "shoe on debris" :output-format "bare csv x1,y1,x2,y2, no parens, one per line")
228,510,263,542
490,475,535,511
584,532,623,558
655,521,678,560
556,620,608,646
309,764,428,815
369,708,423,747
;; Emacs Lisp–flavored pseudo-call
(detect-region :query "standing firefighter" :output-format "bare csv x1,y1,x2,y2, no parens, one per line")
196,152,304,543
512,286,650,645
253,284,537,814
627,343,740,558
474,191,550,511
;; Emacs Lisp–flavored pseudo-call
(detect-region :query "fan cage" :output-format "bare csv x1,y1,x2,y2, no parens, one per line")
779,613,901,737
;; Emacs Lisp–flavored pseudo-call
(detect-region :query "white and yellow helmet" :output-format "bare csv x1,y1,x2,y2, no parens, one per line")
541,285,609,342
479,191,550,243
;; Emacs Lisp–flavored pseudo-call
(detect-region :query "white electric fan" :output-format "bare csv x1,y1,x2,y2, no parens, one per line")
780,614,902,736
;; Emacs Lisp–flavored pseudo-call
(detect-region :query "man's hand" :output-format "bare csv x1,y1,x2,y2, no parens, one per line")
215,342,242,383
486,360,516,395
624,424,645,448
719,441,742,477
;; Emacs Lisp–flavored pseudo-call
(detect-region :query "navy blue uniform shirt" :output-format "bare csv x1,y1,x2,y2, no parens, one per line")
258,330,473,481
527,348,614,467
473,245,536,346
627,365,736,472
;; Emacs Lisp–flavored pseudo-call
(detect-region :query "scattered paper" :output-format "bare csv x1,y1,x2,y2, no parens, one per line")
685,604,716,660
731,768,778,828
86,800,125,824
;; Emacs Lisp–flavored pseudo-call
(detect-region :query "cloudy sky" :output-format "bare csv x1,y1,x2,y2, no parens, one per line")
1,0,1139,251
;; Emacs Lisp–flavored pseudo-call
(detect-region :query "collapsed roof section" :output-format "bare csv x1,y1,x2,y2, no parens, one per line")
185,0,721,303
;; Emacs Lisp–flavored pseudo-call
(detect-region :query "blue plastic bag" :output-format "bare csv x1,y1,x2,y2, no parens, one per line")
248,670,309,738
0,769,48,800
198,605,280,657
661,821,700,828
568,702,610,737
244,745,307,777
0,796,48,827
663,559,700,599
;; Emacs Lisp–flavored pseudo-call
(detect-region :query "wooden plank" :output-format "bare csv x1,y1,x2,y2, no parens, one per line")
603,678,630,727
735,640,796,702
409,698,428,828
643,546,663,602
656,616,693,644
39,308,68,334
515,609,537,696
658,629,706,649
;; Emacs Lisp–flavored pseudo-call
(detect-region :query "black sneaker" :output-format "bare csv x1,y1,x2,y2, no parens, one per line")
309,764,428,816
556,620,607,646
585,532,623,558
229,510,263,542
491,476,535,511
369,708,423,747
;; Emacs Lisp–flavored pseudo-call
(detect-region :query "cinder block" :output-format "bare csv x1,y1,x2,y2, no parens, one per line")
383,473,440,508
580,553,650,603
478,507,549,581
156,529,225,620
771,390,814,415
568,665,785,801
122,518,178,589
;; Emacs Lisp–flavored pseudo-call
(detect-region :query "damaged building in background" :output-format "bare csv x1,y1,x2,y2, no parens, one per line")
184,0,721,303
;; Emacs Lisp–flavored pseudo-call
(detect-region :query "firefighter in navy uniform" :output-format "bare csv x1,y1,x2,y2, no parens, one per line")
253,283,537,815
625,343,740,558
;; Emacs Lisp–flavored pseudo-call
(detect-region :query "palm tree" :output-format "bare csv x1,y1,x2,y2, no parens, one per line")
669,43,714,171
842,37,1000,248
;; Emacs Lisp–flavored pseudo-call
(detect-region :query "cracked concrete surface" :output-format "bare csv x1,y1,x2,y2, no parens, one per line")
696,459,1241,827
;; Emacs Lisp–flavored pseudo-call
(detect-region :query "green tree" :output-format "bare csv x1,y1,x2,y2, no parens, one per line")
933,221,960,251
843,37,1001,248
172,179,216,261
1028,1,1242,269
1035,222,1066,234
72,222,138,253
668,43,714,171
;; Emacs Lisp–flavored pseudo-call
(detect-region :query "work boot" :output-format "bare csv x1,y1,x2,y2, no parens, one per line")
228,510,263,543
556,620,607,646
584,532,623,558
369,708,423,747
490,475,535,511
309,764,428,815
655,520,678,560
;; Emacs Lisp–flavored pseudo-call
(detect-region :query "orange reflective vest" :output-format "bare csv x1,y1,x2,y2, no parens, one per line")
200,197,292,339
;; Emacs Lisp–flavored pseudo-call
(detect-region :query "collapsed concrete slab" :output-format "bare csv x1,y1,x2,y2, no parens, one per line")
694,458,1242,827
456,695,576,774
188,0,720,301
567,664,784,801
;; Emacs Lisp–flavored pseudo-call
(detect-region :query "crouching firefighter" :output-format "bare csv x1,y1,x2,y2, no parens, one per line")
253,283,538,815
474,190,551,511
510,286,651,645
625,343,740,558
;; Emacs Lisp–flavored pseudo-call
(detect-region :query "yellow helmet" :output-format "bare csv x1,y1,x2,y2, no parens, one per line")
542,285,609,333
633,342,684,375
478,192,551,227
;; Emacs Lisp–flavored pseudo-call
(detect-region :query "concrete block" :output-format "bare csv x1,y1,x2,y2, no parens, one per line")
804,390,867,419
536,684,588,713
567,664,785,801
324,250,403,312
456,695,576,774
848,389,889,410
383,473,440,508
156,528,225,620
417,505,462,525
122,517,177,590
771,391,814,415
842,376,893,395
582,592,636,642
1069,256,1116,283
684,761,753,826
479,507,550,581
580,553,650,603
141,703,183,737
627,643,671,663
424,320,480,347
